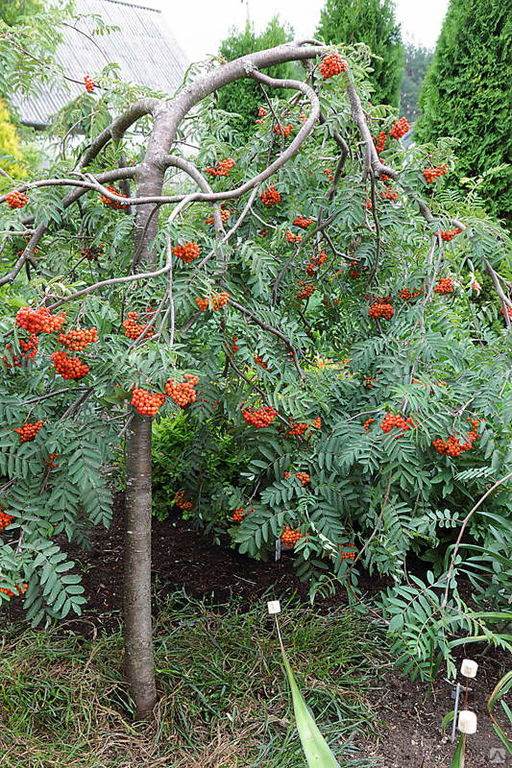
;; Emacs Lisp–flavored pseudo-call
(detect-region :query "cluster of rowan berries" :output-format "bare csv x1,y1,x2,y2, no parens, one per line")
16,306,66,334
226,336,239,355
305,252,327,276
432,429,479,457
231,507,253,522
13,420,44,442
174,490,193,510
100,185,129,210
260,186,282,206
380,187,398,201
254,356,270,371
363,417,375,432
0,511,14,530
284,471,310,486
45,453,59,469
389,117,410,139
58,327,98,351
131,387,166,417
318,53,347,79
273,124,293,137
3,334,39,368
323,168,334,181
205,209,231,225
195,292,230,311
500,305,512,319
173,241,200,263
434,277,454,294
398,288,423,301
0,583,28,598
439,228,463,242
368,302,395,319
259,229,269,237
79,243,104,260
287,417,321,436
165,374,199,406
5,191,30,209
422,165,447,182
123,311,154,340
297,282,316,300
374,132,387,153
340,545,357,560
285,231,302,243
280,526,303,547
51,350,90,380
293,216,314,229
242,406,277,428
84,75,95,92
204,158,236,176
380,413,415,434
364,376,379,389
257,107,268,117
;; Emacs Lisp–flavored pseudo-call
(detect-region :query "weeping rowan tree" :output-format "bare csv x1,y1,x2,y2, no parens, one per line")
1,11,512,719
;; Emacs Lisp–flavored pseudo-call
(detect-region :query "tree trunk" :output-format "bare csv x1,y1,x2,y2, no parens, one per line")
124,414,157,719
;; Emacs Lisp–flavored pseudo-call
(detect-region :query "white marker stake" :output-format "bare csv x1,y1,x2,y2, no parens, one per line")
267,600,281,615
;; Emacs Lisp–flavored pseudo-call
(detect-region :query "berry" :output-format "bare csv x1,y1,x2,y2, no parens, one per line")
231,507,253,522
363,417,375,432
0,583,28,598
380,413,415,435
84,75,95,92
195,292,230,311
273,124,293,137
13,421,43,442
259,186,282,206
373,132,386,153
284,471,310,486
205,209,231,225
296,282,316,301
439,228,462,242
58,327,98,351
172,241,200,263
389,117,410,139
305,252,327,275
16,306,66,334
323,168,334,180
79,243,104,260
5,191,29,209
434,278,454,295
293,216,314,229
242,406,277,428
380,187,398,201
3,333,38,367
280,526,303,547
287,417,321,436
0,511,14,530
174,489,193,511
398,288,423,301
432,428,480,457
100,185,129,209
131,388,166,417
422,164,448,183
368,302,394,319
340,544,357,560
318,53,347,79
285,231,302,244
254,356,270,371
123,311,154,340
165,374,199,407
52,350,89,379
204,158,235,176
257,107,268,118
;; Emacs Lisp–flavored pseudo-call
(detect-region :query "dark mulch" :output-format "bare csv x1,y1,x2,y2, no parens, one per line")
1,494,510,767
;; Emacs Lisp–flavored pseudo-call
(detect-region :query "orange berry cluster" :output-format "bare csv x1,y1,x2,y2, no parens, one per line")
174,489,193,510
242,406,277,428
195,292,230,311
340,545,357,560
294,216,314,229
0,511,14,530
287,417,321,436
434,277,454,294
51,350,89,380
380,413,415,435
45,453,59,469
363,417,375,432
318,53,347,79
389,117,410,139
500,305,512,319
226,336,239,355
100,185,129,210
16,306,66,334
369,302,394,319
84,75,95,92
280,526,303,547
205,209,231,225
260,186,282,206
0,583,28,598
380,187,398,201
79,243,104,260
173,241,200,263
323,168,334,180
257,107,268,117
284,471,310,486
123,312,154,340
286,231,302,243
274,124,293,137
58,327,98,351
5,191,29,209
3,334,39,367
297,282,316,300
131,387,166,417
254,356,270,371
165,374,199,406
231,507,253,522
398,288,422,301
204,158,235,176
374,132,386,153
432,428,479,457
422,164,447,182
364,376,379,389
439,228,462,242
305,252,327,276
13,421,44,442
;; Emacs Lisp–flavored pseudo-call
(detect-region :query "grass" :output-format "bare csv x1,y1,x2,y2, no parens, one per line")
0,592,385,767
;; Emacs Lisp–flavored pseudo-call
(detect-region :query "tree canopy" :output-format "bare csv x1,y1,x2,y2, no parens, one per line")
400,43,432,122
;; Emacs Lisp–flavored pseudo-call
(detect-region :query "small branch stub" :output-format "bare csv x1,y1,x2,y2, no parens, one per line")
460,659,478,679
458,710,477,734
267,600,281,615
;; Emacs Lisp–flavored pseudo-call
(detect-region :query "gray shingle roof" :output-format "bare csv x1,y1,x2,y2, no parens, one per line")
14,0,188,128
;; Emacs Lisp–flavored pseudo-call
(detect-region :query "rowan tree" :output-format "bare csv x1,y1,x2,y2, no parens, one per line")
0,9,511,721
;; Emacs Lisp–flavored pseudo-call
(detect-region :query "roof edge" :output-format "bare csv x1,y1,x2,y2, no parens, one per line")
99,0,161,13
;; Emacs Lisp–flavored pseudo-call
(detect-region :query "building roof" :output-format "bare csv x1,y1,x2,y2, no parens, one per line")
14,0,188,128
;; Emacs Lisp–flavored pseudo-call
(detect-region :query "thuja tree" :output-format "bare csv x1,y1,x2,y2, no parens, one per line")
1,14,511,717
